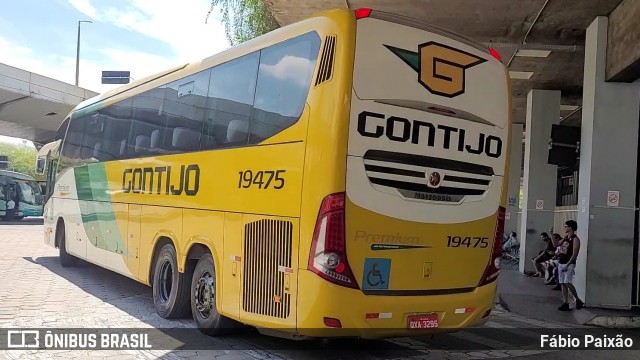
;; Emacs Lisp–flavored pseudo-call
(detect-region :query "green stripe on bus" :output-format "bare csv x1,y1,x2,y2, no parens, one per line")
74,164,129,256
74,166,93,200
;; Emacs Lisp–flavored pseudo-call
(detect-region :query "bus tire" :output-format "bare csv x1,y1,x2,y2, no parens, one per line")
57,221,78,267
152,243,192,319
191,254,237,335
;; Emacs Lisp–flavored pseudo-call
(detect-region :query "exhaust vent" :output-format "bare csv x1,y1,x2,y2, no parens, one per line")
315,35,336,86
242,219,293,319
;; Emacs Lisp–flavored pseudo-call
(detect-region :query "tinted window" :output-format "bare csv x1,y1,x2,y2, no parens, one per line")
163,70,210,153
55,118,70,141
81,112,106,161
60,114,85,161
130,89,165,157
250,32,320,143
202,52,259,149
100,99,133,160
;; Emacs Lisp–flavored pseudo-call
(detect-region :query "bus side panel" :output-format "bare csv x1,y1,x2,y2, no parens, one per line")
76,162,133,279
220,211,242,320
137,204,183,281
51,167,87,260
296,10,356,329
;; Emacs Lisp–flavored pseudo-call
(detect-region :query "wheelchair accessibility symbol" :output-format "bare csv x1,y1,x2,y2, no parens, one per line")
362,258,391,290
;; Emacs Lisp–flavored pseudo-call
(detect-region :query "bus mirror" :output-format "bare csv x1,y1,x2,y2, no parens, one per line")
35,156,46,175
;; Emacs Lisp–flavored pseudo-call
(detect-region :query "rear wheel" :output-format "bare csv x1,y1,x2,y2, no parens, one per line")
191,254,238,335
57,221,78,267
152,243,192,319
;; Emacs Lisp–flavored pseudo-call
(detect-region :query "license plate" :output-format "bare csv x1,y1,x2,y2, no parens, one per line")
407,313,439,329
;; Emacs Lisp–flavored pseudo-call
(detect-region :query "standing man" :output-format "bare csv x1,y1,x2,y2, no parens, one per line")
557,220,584,311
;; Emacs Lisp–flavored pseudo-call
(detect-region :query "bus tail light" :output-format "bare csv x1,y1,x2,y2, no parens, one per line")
478,206,505,286
308,192,360,289
355,8,372,19
489,47,503,62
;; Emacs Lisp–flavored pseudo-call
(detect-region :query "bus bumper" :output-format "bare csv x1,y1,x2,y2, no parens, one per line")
294,269,497,339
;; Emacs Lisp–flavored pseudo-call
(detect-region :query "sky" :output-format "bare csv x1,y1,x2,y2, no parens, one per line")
0,0,230,146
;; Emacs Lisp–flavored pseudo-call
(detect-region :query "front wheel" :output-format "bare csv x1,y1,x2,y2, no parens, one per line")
57,222,78,267
191,254,239,335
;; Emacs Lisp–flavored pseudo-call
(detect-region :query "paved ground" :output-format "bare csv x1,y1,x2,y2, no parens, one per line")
0,219,638,359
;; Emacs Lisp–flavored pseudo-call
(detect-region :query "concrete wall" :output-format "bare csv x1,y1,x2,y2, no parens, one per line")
606,0,640,81
519,90,560,273
577,16,640,308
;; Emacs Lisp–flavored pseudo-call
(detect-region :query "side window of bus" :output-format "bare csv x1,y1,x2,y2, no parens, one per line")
250,31,321,143
129,89,166,157
60,115,86,162
102,99,133,160
163,70,210,153
55,118,70,141
202,52,259,149
81,112,107,162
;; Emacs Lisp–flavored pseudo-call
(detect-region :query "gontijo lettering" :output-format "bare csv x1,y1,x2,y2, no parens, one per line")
357,111,502,158
122,165,199,196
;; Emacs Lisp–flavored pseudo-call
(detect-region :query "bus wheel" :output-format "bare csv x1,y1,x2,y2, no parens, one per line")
191,254,237,335
57,222,78,267
152,243,192,319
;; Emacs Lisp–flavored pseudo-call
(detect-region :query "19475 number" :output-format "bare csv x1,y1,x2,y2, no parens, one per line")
238,170,286,189
447,236,489,248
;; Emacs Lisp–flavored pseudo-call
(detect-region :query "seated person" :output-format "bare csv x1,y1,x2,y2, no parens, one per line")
530,232,556,277
502,231,518,253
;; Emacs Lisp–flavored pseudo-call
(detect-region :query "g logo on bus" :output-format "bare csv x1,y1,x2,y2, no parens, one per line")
428,172,441,187
385,42,486,98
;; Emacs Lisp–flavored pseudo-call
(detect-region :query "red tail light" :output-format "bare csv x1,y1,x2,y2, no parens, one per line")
323,317,342,328
478,206,505,286
489,48,503,62
308,193,359,289
355,8,372,19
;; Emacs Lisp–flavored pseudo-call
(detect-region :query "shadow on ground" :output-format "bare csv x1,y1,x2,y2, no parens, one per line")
23,255,429,358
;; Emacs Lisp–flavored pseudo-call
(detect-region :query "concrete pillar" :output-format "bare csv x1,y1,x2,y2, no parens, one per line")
505,124,523,235
519,90,560,274
576,16,640,308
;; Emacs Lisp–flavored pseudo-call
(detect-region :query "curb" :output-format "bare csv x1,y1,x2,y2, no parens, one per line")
586,315,640,329
495,294,640,328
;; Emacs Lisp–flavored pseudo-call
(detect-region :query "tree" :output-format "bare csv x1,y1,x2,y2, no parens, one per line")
0,143,39,178
208,0,280,46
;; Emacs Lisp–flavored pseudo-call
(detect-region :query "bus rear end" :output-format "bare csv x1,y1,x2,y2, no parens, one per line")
300,9,510,338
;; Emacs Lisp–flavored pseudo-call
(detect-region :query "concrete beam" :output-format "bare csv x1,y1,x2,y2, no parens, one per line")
606,0,640,82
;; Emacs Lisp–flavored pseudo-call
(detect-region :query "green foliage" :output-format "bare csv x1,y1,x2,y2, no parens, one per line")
0,143,38,179
208,0,280,46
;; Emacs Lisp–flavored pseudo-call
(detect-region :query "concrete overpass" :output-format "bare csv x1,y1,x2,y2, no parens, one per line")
0,63,98,147
263,0,640,309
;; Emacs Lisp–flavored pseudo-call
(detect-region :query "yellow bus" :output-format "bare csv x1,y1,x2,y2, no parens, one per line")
40,7,511,339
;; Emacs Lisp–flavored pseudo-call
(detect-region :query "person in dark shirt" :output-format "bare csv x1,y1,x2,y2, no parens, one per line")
557,220,584,311
531,232,555,277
